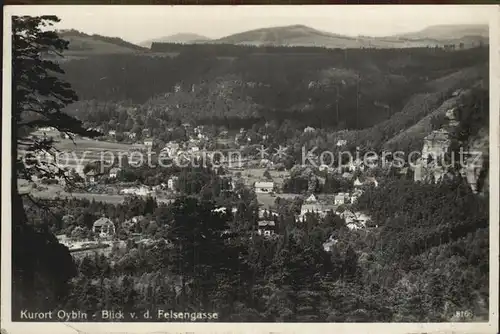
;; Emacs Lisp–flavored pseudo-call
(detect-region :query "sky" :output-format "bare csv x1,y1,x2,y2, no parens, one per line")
5,5,493,44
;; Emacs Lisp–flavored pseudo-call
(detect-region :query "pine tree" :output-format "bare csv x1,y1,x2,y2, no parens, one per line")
11,15,100,315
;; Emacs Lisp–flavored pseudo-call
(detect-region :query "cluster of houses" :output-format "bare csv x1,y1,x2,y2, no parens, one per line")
159,139,206,158
85,168,122,185
83,167,121,184
99,121,210,148
252,192,374,240
296,191,372,230
251,173,377,236
61,166,379,255
235,128,270,145
55,216,117,255
57,214,170,257
119,176,179,196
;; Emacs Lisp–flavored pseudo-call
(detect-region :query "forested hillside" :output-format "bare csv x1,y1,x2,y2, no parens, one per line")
55,29,148,55
22,178,489,322
61,45,488,134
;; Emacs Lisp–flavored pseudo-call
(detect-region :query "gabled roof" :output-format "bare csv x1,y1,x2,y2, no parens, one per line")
258,221,276,227
93,217,114,227
301,203,324,212
305,194,317,202
341,210,356,218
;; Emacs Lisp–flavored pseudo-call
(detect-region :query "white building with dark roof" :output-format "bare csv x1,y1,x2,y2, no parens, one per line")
109,167,121,178
85,170,98,184
336,139,347,147
254,181,274,193
92,217,115,238
167,176,179,191
334,193,349,205
257,221,276,236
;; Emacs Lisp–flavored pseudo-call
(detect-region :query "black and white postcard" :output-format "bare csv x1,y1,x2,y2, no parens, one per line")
1,4,499,334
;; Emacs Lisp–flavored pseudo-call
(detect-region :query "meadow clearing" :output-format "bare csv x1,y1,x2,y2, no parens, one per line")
18,181,129,204
256,192,299,209
22,131,146,174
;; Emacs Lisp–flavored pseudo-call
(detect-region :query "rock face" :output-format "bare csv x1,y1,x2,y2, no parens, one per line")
464,157,484,193
462,128,489,194
414,119,488,194
421,129,451,163
414,129,452,184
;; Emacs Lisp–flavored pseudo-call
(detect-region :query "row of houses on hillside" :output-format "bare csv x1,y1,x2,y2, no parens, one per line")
120,185,153,196
140,132,208,150
317,156,380,175
297,192,372,230
298,194,334,221
119,176,179,196
85,167,122,184
160,140,214,159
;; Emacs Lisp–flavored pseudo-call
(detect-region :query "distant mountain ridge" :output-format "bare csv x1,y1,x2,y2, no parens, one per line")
139,33,211,48
390,24,488,40
147,24,488,49
214,24,353,46
58,23,489,56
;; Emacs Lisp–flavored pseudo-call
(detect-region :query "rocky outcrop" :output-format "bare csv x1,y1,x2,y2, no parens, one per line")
462,128,489,194
414,118,488,194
